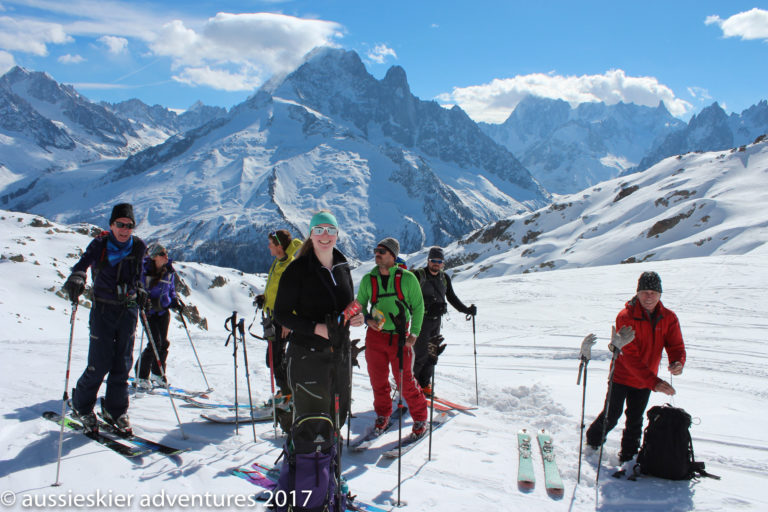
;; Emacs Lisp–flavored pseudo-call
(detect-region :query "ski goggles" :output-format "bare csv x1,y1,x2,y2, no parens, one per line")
310,226,339,236
429,259,444,264
114,221,135,229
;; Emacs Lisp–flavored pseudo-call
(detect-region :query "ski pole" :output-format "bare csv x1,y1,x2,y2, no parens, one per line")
237,318,258,442
595,351,619,485
138,307,187,439
576,333,597,485
265,311,278,439
467,313,479,406
177,310,213,392
224,312,239,435
389,302,407,508
53,300,78,486
428,371,435,461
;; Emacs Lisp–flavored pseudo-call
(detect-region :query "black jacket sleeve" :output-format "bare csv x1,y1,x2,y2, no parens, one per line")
445,273,470,314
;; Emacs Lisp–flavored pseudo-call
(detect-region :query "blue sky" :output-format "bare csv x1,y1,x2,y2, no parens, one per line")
1,0,766,122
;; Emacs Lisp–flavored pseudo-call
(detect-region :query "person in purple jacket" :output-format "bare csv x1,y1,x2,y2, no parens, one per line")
135,243,183,388
63,203,147,435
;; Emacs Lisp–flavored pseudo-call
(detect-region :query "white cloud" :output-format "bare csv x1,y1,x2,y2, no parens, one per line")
171,65,264,92
98,35,128,54
0,16,71,56
149,12,344,90
437,69,693,123
705,8,768,41
366,43,397,64
58,53,85,64
0,49,15,73
687,86,712,102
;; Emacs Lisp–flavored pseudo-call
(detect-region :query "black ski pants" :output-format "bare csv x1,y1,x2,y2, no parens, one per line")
73,302,138,417
136,311,170,379
586,381,651,459
412,316,442,388
264,317,289,395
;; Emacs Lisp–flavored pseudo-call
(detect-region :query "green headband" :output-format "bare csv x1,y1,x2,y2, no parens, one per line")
309,211,338,229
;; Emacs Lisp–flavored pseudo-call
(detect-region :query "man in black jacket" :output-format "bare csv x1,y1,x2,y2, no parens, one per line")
412,246,476,395
63,203,146,434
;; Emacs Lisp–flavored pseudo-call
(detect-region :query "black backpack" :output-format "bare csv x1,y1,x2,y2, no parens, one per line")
636,404,719,480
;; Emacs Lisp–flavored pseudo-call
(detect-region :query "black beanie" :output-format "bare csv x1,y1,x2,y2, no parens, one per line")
637,271,662,293
110,203,135,225
428,246,444,260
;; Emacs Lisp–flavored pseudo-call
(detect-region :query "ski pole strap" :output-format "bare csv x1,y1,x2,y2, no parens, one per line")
224,311,238,346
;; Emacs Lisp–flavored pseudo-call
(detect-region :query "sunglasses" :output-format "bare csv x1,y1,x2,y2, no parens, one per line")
154,251,168,257
269,231,282,247
429,259,444,264
114,221,135,229
373,247,389,255
310,226,339,236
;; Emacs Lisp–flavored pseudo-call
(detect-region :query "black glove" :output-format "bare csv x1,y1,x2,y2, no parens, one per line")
427,334,447,365
466,304,477,317
325,313,349,350
254,294,265,309
63,271,86,303
136,286,149,310
351,338,365,368
170,298,185,313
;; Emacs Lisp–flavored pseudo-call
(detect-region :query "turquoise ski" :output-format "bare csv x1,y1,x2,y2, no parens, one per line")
536,429,564,497
517,429,535,491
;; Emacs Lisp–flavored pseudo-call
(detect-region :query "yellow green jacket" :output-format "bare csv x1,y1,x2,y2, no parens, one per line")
264,238,303,315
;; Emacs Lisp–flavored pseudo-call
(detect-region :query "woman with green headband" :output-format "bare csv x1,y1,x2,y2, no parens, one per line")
274,210,364,421
273,210,363,509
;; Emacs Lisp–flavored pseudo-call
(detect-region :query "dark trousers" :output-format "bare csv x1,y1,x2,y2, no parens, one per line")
73,303,138,417
586,381,651,458
286,344,350,428
413,316,442,388
136,311,170,379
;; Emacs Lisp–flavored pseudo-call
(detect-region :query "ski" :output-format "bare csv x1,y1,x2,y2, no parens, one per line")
43,411,150,459
232,462,390,512
201,410,273,424
180,395,268,410
350,406,409,452
431,396,477,411
536,429,564,497
96,414,187,456
128,377,210,398
517,429,536,491
380,411,454,459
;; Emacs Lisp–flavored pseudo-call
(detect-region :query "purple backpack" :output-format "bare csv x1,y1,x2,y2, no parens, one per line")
274,414,346,512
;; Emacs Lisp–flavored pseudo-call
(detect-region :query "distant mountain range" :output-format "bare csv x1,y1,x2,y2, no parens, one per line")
1,49,767,273
0,49,547,271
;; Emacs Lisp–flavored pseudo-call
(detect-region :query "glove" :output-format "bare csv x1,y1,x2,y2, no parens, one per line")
136,286,149,310
171,298,185,313
351,338,365,367
466,304,477,316
427,334,447,365
579,333,597,361
63,271,86,303
254,294,265,309
609,325,635,353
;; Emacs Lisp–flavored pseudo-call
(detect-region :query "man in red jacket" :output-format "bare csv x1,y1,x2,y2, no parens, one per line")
586,271,686,462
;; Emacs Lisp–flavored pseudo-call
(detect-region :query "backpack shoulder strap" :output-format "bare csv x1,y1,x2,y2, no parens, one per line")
370,274,379,305
394,268,404,302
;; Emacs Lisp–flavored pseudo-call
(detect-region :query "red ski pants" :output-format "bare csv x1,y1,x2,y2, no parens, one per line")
364,328,428,422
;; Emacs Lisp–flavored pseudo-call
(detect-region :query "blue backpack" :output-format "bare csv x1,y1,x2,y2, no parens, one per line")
274,414,346,512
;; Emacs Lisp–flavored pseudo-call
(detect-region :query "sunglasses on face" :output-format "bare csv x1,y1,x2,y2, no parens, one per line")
429,259,443,264
373,247,389,255
114,221,135,229
155,252,168,257
269,231,281,247
310,226,339,236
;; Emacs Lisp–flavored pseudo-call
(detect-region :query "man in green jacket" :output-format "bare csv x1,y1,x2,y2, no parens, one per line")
255,229,302,396
357,237,428,438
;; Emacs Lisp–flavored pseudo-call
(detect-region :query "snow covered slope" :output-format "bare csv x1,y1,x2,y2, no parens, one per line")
1,209,767,511
434,136,768,280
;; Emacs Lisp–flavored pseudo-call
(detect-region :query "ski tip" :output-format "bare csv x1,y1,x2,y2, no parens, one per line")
517,481,535,492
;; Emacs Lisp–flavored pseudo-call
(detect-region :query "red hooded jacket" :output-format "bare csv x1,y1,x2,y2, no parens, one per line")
612,297,686,390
